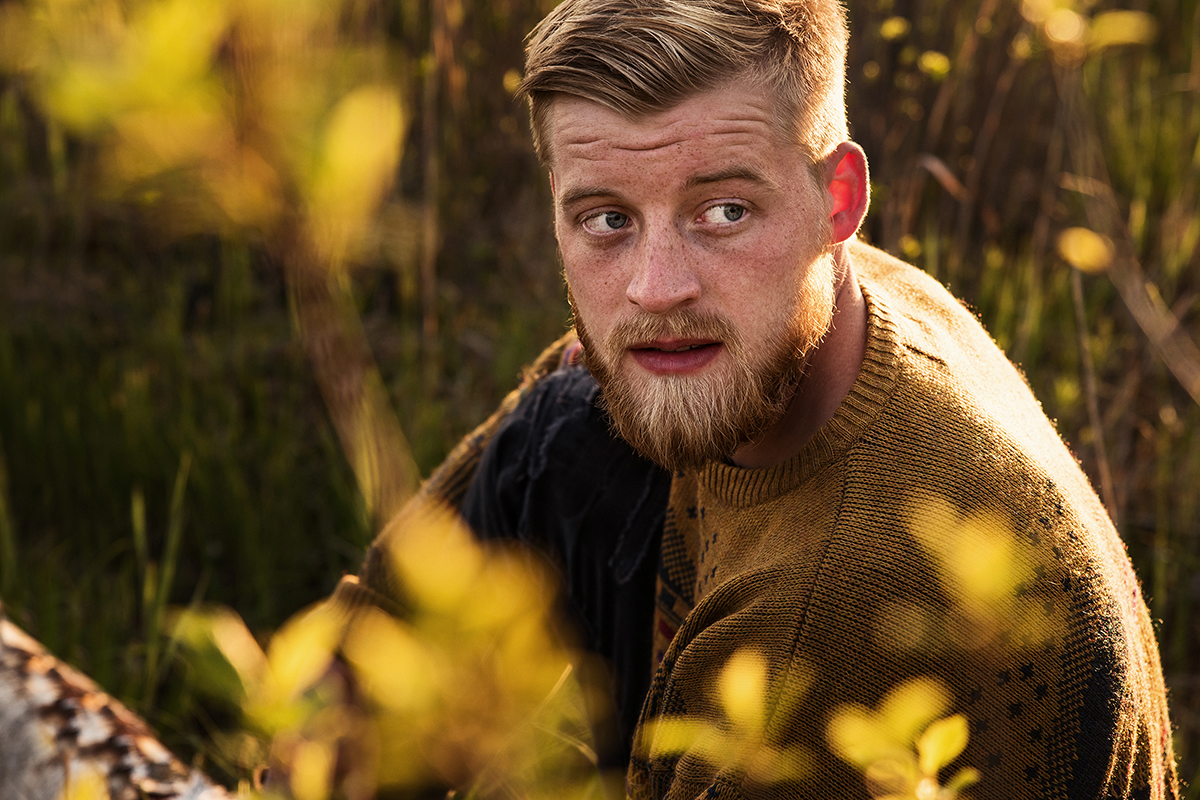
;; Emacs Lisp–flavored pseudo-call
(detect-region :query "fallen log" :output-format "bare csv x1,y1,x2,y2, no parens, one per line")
0,612,232,800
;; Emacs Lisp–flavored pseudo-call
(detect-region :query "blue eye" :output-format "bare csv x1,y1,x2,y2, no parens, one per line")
701,203,748,225
583,211,629,233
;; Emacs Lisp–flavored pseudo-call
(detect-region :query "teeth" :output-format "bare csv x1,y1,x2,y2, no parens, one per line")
661,344,703,352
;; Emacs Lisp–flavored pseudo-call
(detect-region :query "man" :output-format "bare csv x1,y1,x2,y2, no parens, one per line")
332,0,1178,797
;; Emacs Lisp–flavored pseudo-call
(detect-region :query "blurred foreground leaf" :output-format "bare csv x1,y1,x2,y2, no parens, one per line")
1058,227,1113,274
829,679,979,800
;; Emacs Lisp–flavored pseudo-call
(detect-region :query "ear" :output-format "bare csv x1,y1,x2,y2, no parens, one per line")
825,141,869,243
549,171,556,196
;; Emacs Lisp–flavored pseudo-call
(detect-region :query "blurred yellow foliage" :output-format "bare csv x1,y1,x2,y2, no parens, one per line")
174,602,343,736
1058,227,1114,274
342,607,439,715
639,649,811,786
828,678,980,800
0,0,405,254
251,604,344,731
906,495,1057,652
719,648,769,734
828,677,950,768
176,504,604,798
289,738,337,800
1088,10,1157,49
1020,0,1156,61
309,86,406,264
917,51,951,81
879,16,910,41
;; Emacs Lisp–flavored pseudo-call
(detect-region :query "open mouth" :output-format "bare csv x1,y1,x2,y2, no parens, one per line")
645,343,714,353
631,338,719,352
628,340,722,374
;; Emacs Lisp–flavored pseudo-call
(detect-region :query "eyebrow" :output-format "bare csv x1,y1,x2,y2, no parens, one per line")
555,166,776,210
557,185,616,210
685,166,775,190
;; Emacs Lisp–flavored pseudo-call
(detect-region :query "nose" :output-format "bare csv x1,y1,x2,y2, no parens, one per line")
624,226,701,314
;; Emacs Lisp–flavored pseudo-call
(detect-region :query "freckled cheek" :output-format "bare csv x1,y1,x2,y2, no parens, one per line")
721,238,796,292
562,252,626,327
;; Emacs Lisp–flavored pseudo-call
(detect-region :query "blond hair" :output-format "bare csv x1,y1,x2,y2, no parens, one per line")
520,0,850,164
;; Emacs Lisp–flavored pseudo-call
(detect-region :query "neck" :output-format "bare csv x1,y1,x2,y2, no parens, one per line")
731,243,867,469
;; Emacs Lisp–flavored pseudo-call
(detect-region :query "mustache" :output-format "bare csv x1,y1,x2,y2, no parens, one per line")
605,308,741,351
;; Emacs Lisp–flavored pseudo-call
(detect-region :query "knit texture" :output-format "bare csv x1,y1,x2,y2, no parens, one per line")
631,241,1176,799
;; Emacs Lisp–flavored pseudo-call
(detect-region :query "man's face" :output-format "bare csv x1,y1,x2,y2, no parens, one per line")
547,79,837,471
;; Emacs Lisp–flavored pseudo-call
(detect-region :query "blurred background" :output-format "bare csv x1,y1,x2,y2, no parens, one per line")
0,0,1198,792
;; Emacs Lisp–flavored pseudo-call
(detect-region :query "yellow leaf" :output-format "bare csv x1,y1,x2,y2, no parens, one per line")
170,606,265,701
918,51,951,81
460,547,551,633
127,0,228,97
206,611,266,680
863,758,916,795
719,649,768,732
944,513,1021,606
908,496,1034,626
289,738,335,800
262,602,341,705
880,16,910,41
1089,11,1156,50
827,706,897,767
945,766,982,795
640,716,709,757
387,504,484,615
308,85,406,263
917,714,969,775
1057,227,1113,273
878,677,950,746
342,607,438,714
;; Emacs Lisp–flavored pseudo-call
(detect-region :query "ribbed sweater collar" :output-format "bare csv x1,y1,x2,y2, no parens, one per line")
698,282,900,508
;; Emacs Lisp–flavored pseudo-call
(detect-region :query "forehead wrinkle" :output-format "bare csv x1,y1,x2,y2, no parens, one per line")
559,127,692,154
559,111,771,151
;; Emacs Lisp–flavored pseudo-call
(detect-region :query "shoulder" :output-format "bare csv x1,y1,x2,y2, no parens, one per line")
850,238,1012,372
466,359,606,493
846,239,1077,510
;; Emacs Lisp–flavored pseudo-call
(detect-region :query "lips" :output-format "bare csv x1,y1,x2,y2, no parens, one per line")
628,338,722,374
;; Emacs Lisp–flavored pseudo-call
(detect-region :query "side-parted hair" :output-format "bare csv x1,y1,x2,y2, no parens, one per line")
519,0,850,165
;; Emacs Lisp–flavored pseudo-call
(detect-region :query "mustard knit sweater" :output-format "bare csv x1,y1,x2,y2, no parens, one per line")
332,241,1176,800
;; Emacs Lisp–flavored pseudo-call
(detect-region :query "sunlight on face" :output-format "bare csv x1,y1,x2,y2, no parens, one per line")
550,80,837,470
572,256,834,471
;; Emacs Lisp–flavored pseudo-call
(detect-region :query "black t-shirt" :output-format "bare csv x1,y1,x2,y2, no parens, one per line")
459,364,670,767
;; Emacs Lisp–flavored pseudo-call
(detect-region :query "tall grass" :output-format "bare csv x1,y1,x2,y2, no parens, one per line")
0,0,1198,792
